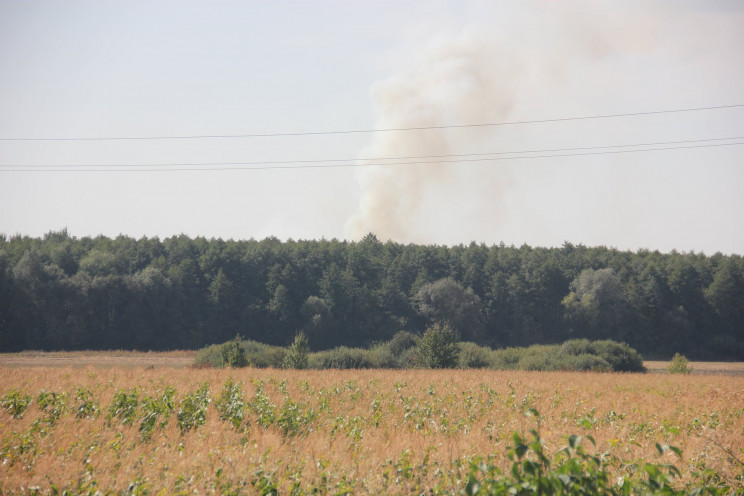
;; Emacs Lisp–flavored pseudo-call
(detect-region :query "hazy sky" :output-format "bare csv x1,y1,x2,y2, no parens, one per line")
1,1,743,254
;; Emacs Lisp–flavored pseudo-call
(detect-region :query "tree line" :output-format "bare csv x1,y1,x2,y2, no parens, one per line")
0,230,742,359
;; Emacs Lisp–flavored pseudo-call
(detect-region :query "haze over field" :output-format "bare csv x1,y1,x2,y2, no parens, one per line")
1,1,743,254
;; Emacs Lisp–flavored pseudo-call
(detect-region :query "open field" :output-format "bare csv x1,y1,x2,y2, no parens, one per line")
644,361,744,376
1,366,743,495
3,352,744,376
0,351,196,369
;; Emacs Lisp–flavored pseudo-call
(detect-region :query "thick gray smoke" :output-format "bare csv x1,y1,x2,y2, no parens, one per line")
344,4,659,244
344,30,518,242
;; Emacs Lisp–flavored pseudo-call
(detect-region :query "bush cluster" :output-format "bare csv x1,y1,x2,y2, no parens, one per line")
194,338,285,369
489,340,646,373
668,353,693,374
195,332,646,373
309,346,374,369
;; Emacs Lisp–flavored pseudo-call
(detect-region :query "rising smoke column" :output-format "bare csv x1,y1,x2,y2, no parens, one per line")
344,3,656,245
345,30,519,243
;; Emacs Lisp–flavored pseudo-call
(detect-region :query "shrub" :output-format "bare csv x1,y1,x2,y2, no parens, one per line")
283,332,310,369
386,330,418,357
195,336,644,373
514,345,558,371
558,339,646,373
194,339,285,368
219,335,249,368
565,353,611,372
369,331,418,368
309,347,374,369
490,347,524,370
588,340,646,372
458,342,494,368
559,338,593,356
518,351,560,372
668,353,693,374
193,343,223,368
413,323,460,369
242,341,285,368
366,343,396,368
488,341,638,372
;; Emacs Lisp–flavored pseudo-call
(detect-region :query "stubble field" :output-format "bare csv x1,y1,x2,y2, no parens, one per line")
1,360,743,494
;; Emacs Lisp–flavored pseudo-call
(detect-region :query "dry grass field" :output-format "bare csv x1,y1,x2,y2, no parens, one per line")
0,350,196,369
1,364,743,495
644,361,744,376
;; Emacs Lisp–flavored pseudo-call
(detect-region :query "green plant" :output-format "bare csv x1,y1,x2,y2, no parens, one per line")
310,346,374,369
107,387,140,426
565,353,611,372
368,330,419,369
386,330,418,357
214,379,247,431
283,332,310,369
220,335,249,368
194,339,285,368
458,342,494,369
36,390,66,425
247,381,276,429
587,340,646,372
487,341,645,373
668,353,693,374
139,386,176,441
177,383,210,433
414,323,461,369
276,397,316,438
73,386,100,418
453,411,727,495
1,389,33,418
559,339,646,372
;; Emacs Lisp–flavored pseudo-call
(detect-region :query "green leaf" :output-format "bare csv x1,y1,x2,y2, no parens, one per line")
568,434,581,449
668,445,683,459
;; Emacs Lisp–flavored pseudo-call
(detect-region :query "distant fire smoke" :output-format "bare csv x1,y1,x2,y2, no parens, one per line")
344,5,656,244
345,30,516,242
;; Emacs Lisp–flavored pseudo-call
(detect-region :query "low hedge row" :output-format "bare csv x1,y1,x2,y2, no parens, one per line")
195,334,646,372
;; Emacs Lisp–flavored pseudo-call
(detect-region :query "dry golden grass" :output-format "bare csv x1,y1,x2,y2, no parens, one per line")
644,361,744,375
1,367,743,494
0,350,196,369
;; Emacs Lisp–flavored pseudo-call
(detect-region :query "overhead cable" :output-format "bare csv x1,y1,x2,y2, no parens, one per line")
0,104,742,142
2,135,742,169
2,140,743,173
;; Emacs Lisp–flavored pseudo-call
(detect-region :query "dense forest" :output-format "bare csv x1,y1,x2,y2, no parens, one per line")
0,230,742,359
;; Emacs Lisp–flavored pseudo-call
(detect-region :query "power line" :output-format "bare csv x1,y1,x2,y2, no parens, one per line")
2,140,743,173
1,135,742,169
1,104,743,142
2,135,742,169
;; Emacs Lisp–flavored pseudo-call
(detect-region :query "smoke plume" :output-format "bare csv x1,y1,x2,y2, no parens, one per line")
345,30,518,243
344,4,657,245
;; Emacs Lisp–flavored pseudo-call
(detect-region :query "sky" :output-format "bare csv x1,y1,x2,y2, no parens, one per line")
1,0,743,254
